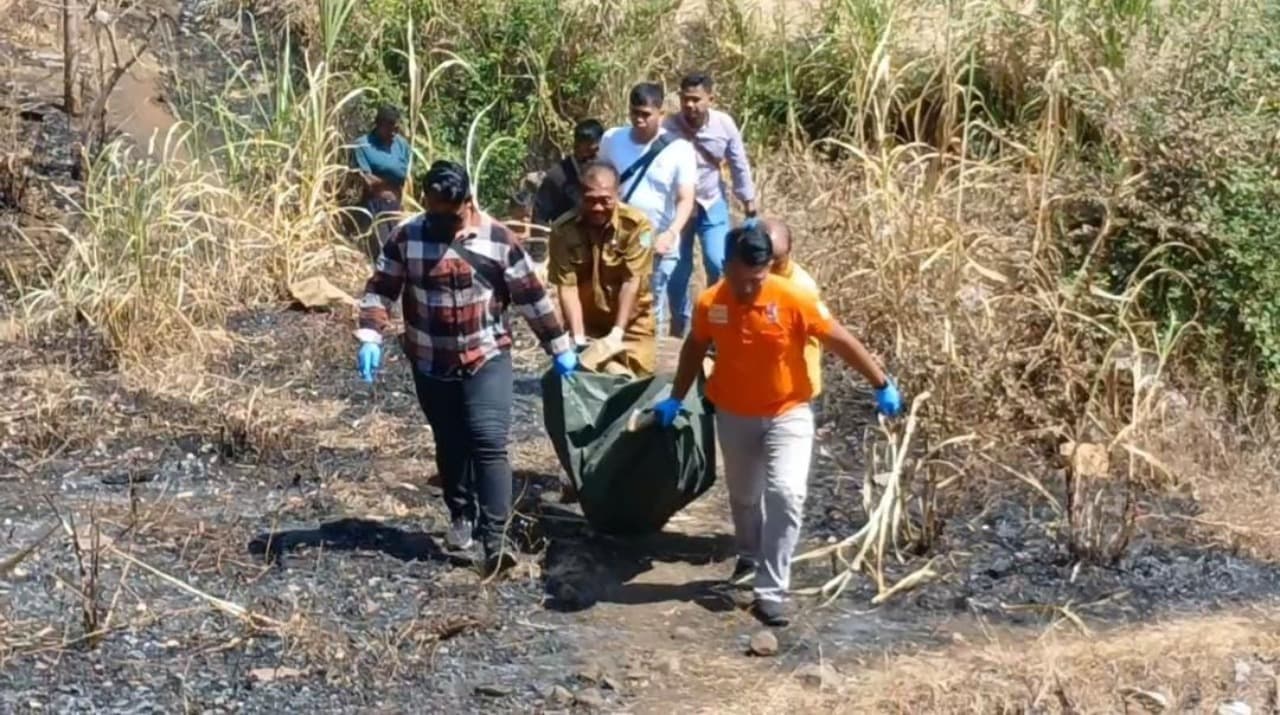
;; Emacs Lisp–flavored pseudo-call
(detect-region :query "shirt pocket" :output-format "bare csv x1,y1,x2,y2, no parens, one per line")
599,242,628,271
563,242,592,283
566,242,590,266
421,259,473,299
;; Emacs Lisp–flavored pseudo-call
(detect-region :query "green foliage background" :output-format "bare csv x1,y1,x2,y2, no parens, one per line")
269,0,1280,386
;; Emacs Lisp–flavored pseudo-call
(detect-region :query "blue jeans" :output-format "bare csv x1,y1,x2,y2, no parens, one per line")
669,199,730,336
651,254,680,336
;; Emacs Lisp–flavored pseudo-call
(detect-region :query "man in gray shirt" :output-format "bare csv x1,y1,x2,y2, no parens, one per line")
663,72,757,336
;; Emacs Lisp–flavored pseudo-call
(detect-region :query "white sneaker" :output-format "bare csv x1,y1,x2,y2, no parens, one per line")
446,517,474,550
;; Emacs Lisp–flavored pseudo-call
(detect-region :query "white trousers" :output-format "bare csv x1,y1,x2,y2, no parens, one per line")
715,403,815,602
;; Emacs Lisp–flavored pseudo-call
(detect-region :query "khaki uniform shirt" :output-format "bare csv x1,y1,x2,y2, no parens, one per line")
547,204,657,375
773,260,823,396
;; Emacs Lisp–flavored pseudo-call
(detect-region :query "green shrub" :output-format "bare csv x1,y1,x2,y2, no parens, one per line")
1069,0,1280,385
328,0,681,207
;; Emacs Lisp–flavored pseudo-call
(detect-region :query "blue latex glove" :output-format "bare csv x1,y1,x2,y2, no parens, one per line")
553,349,579,376
652,397,682,427
357,342,382,383
875,379,903,418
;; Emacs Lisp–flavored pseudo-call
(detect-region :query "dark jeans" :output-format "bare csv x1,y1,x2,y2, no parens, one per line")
364,194,402,259
411,352,514,550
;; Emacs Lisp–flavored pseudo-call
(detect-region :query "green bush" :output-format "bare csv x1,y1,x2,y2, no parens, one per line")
329,0,681,207
1073,1,1280,385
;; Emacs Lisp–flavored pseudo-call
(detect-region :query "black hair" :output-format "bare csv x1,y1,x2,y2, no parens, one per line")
573,119,605,143
375,105,401,125
423,160,471,204
679,72,714,92
726,224,773,269
579,160,619,186
628,82,664,109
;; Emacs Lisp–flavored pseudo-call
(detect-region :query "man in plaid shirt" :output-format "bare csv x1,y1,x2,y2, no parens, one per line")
354,160,579,575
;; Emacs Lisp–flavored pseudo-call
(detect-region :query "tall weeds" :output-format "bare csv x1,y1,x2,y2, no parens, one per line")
19,22,368,361
755,0,1270,578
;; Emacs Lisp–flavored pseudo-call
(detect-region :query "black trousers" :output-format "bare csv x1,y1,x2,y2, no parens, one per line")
411,352,513,550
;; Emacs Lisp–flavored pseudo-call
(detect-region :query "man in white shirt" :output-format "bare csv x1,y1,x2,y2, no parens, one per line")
599,82,697,337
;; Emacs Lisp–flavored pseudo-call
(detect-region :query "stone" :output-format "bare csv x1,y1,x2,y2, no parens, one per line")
1120,687,1170,712
652,655,681,676
1059,441,1110,479
247,667,303,684
473,684,513,698
601,675,622,692
795,663,840,691
548,685,573,705
670,626,697,642
1217,702,1252,715
574,662,604,683
748,630,779,657
575,688,606,709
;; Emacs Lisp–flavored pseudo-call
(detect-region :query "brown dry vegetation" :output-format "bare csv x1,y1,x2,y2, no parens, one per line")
3,0,1280,711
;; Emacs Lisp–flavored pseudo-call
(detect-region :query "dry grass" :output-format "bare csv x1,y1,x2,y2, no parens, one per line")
653,610,1280,714
838,610,1280,712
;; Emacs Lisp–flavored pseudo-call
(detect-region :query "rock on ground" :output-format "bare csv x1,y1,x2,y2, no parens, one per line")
749,630,779,657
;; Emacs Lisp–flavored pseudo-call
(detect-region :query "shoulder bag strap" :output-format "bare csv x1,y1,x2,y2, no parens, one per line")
618,134,676,202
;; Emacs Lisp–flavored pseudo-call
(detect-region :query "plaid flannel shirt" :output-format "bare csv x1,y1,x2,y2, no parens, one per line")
357,212,572,377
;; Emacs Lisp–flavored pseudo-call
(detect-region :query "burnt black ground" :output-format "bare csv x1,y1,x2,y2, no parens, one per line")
4,306,1280,714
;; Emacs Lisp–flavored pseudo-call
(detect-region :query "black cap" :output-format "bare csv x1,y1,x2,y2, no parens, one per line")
424,160,471,204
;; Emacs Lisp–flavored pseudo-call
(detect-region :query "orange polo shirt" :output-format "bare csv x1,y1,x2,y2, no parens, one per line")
691,274,836,417
773,260,823,396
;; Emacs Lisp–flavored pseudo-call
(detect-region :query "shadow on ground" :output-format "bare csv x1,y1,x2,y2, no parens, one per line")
535,501,737,614
247,516,474,567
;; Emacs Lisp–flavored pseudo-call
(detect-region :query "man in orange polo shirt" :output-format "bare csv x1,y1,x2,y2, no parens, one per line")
653,223,903,627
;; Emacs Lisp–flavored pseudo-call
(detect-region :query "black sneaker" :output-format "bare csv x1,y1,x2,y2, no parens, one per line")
730,557,757,586
481,541,517,578
751,598,791,628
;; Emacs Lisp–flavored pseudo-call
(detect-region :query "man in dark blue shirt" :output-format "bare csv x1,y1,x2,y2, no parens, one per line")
352,105,412,247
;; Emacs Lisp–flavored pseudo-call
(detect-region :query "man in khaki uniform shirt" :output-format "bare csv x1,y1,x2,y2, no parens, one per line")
764,218,822,396
547,161,658,377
